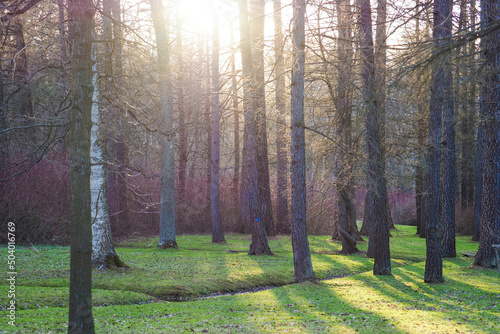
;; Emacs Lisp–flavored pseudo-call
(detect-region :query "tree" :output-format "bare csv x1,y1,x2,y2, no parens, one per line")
359,0,391,275
424,0,453,284
273,0,290,235
335,0,358,254
90,13,126,269
290,0,314,282
251,0,275,236
67,0,95,331
150,0,177,249
211,10,225,243
474,0,500,268
238,0,272,255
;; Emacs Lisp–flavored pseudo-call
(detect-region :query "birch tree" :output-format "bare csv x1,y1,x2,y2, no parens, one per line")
90,33,126,269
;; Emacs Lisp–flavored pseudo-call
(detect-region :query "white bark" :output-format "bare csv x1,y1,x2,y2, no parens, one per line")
90,46,115,266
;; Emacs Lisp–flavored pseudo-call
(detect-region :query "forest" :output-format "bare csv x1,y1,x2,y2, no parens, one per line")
0,0,499,333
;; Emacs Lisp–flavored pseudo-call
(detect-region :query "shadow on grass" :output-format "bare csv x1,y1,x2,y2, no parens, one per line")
269,280,407,333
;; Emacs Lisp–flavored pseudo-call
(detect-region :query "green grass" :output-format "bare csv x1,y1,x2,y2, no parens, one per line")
0,225,498,333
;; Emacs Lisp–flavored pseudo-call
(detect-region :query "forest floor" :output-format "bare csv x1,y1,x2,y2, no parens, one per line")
0,225,499,333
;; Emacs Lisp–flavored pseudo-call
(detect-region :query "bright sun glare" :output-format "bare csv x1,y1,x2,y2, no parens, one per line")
178,0,216,30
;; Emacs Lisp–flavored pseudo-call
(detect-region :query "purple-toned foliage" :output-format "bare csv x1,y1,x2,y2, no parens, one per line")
0,154,70,244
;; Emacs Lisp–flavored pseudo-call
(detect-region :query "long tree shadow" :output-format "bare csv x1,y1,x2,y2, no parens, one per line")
344,261,500,333
269,279,408,333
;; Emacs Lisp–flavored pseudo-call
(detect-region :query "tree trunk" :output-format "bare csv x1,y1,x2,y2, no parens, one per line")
290,0,314,282
273,0,290,235
474,0,500,268
424,0,452,284
359,0,391,275
335,0,358,254
150,0,177,249
441,41,456,258
211,14,225,244
374,0,394,232
90,25,126,270
238,0,271,255
67,0,95,332
251,0,275,236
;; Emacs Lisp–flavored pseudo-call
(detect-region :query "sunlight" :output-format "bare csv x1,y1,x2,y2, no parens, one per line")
177,0,215,30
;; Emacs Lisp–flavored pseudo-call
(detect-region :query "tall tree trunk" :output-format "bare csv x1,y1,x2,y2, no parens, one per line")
374,0,394,231
150,0,177,249
91,14,125,270
250,0,275,236
273,0,290,235
474,0,500,268
441,33,456,258
359,0,391,275
336,0,358,254
424,0,452,284
67,0,95,331
211,14,225,243
290,0,314,281
238,0,271,255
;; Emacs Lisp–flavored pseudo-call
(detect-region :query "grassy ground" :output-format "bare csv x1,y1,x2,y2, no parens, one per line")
0,225,498,333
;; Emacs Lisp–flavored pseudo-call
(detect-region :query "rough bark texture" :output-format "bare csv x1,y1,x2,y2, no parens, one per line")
335,0,358,254
474,0,500,268
273,0,290,235
67,0,95,332
150,0,177,249
441,36,456,258
290,0,315,282
359,0,391,275
424,0,452,284
211,16,225,243
239,0,272,255
90,29,125,270
251,0,275,236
